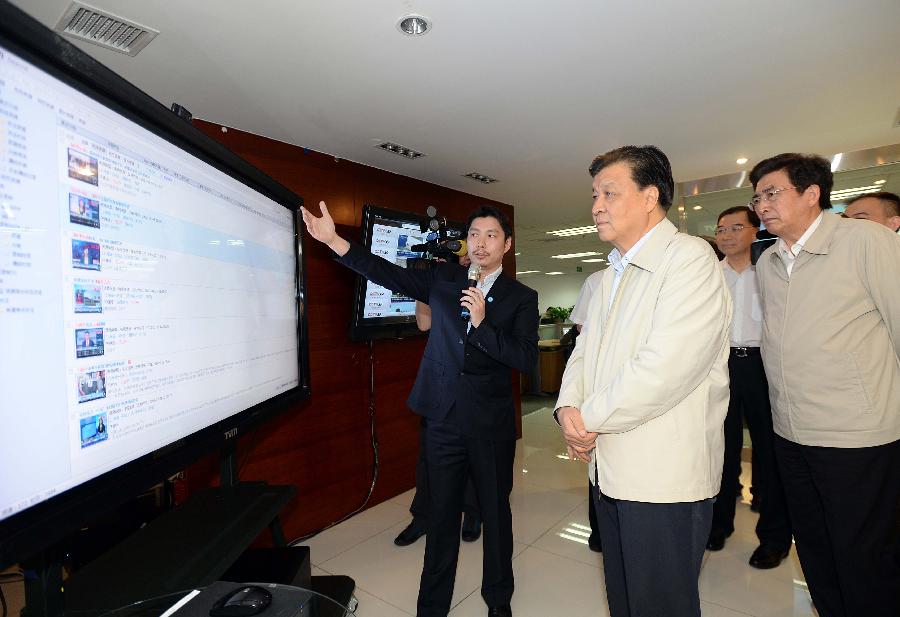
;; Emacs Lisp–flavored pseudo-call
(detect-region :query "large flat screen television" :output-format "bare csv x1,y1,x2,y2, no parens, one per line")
348,204,465,341
0,1,310,569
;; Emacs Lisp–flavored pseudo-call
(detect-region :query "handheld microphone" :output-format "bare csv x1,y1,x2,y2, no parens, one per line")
461,263,481,320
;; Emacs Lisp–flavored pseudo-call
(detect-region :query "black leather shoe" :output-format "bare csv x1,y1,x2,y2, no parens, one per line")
393,518,426,546
749,495,761,512
487,605,512,617
588,532,602,553
749,545,789,569
461,513,482,542
706,530,729,551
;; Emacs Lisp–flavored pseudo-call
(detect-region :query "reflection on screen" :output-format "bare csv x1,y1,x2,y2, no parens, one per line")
0,44,300,523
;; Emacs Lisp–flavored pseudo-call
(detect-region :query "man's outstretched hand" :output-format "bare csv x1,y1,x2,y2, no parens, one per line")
300,201,350,256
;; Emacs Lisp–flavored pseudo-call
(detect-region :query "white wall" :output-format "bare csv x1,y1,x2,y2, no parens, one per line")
519,267,605,315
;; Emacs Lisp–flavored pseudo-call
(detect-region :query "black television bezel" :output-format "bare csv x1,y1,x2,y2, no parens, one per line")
0,1,311,569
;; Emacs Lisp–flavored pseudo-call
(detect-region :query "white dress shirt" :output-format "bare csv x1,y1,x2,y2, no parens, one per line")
721,259,762,347
467,265,502,333
777,211,823,277
606,220,664,311
570,270,604,326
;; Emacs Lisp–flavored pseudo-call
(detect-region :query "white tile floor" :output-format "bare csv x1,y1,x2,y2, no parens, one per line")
306,407,817,617
0,407,815,617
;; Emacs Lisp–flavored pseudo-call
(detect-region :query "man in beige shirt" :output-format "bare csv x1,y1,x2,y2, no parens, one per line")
555,145,731,617
750,153,900,617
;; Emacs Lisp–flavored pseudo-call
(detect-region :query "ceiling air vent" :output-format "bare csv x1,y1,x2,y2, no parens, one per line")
54,2,159,57
463,172,498,184
375,141,425,159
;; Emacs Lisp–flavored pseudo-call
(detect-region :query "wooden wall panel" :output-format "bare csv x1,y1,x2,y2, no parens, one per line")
183,121,522,543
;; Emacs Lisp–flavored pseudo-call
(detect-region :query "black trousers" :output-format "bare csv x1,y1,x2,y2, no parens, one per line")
416,418,516,617
594,488,713,617
775,435,900,617
410,418,480,520
711,350,791,549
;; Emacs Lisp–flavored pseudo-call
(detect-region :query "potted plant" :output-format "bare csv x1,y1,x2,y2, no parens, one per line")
545,306,573,323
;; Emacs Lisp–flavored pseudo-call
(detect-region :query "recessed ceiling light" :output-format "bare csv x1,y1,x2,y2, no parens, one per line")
831,153,843,172
736,157,748,165
397,14,431,36
581,258,606,263
550,251,602,259
514,252,521,256
692,205,703,210
830,184,883,202
547,226,596,237
516,270,540,275
678,206,685,212
874,179,887,185
545,272,564,275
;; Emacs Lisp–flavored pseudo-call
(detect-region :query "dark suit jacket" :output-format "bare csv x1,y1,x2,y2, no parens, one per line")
340,243,539,440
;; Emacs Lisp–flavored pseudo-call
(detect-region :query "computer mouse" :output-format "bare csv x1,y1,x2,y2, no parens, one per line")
209,585,273,617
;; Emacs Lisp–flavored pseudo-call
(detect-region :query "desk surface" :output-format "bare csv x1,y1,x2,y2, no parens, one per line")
70,581,355,617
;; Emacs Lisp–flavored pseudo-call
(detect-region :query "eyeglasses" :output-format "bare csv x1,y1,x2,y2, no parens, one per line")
749,186,797,209
714,224,750,236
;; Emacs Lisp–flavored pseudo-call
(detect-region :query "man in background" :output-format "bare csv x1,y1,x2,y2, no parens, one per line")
565,269,605,553
843,191,900,232
394,277,482,547
750,153,900,617
709,205,792,569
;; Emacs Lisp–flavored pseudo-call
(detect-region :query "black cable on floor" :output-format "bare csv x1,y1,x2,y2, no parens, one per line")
289,338,380,544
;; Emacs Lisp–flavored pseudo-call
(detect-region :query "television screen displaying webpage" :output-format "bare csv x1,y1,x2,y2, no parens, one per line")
0,25,306,551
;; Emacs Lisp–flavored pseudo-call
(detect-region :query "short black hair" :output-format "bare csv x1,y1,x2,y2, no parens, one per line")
749,153,833,210
588,145,675,211
717,205,760,227
466,204,513,239
845,191,900,218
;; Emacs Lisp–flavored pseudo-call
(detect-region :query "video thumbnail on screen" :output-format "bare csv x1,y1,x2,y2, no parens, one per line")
79,413,108,448
67,148,99,186
72,239,101,271
75,327,104,359
69,193,101,228
74,283,102,313
77,370,106,404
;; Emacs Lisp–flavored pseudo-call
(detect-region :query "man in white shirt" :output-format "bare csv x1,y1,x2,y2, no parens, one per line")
709,205,792,568
569,270,604,330
750,153,900,617
555,145,731,617
843,191,900,233
567,269,606,553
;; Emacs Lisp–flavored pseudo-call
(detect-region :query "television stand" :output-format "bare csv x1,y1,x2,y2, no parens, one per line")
63,482,296,613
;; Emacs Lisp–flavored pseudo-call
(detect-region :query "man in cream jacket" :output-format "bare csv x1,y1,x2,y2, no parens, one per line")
555,145,731,617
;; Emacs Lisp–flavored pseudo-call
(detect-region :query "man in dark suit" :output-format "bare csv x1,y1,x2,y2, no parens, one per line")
301,201,538,617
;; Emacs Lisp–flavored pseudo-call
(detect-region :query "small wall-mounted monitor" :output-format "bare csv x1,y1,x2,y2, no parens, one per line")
348,204,465,341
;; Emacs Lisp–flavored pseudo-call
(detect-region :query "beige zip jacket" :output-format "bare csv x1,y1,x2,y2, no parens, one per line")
756,212,900,448
556,218,732,503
